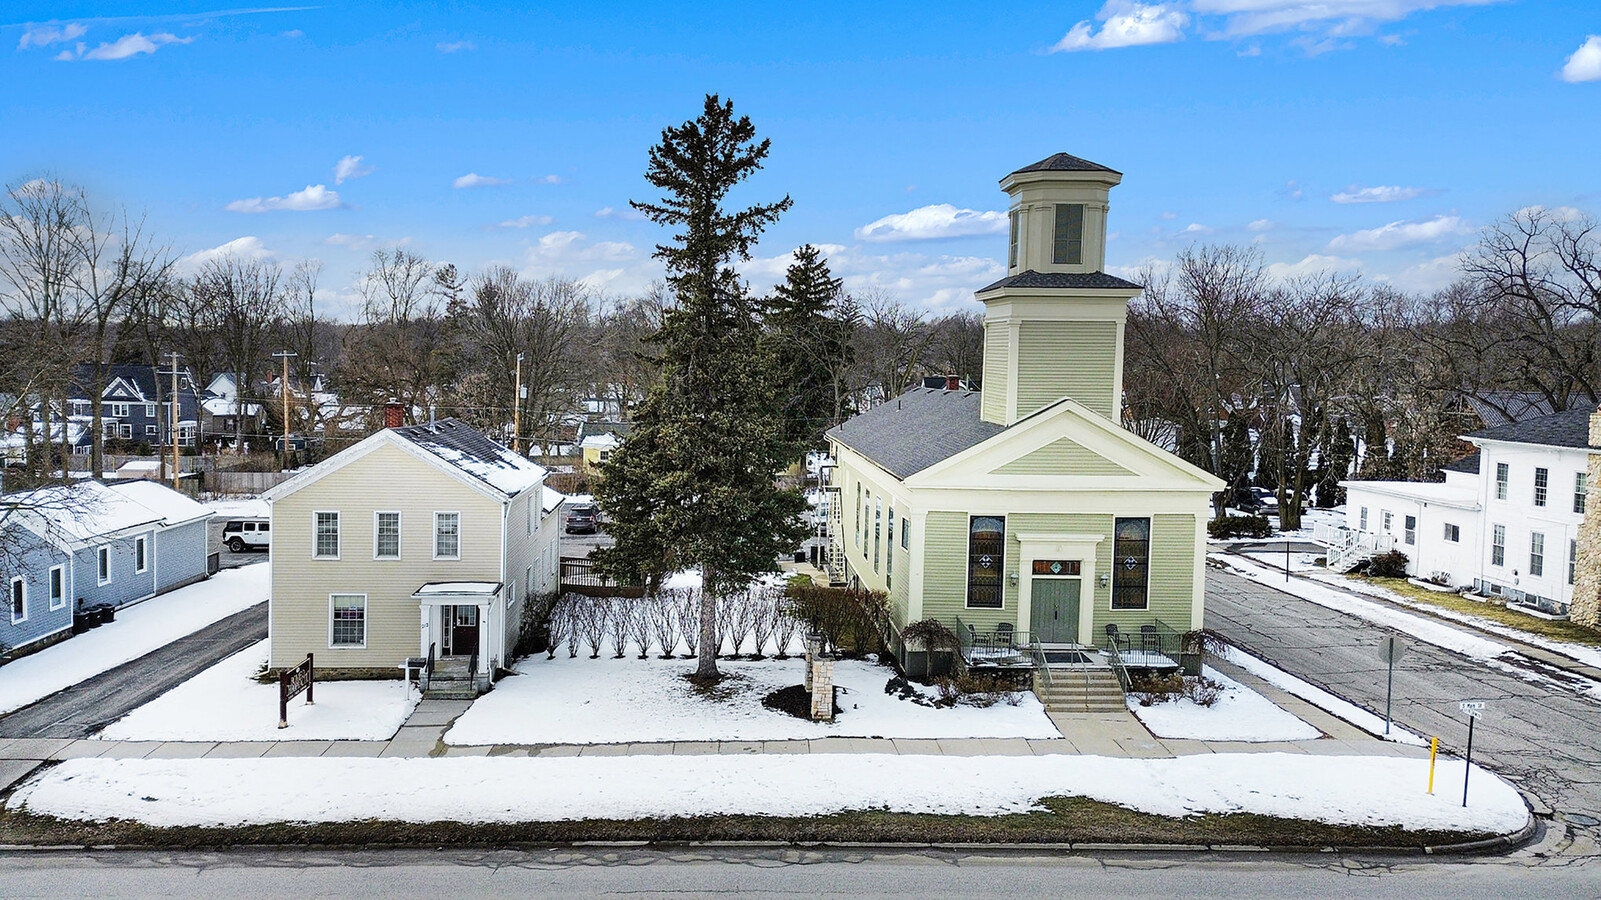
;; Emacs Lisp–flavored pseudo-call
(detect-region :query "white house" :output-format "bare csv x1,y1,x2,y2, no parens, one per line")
1338,406,1592,614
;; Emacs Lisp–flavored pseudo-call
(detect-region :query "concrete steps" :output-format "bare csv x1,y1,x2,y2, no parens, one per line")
1034,668,1127,714
423,657,482,700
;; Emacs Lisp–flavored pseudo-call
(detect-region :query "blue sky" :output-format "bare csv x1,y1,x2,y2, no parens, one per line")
3,1,1598,319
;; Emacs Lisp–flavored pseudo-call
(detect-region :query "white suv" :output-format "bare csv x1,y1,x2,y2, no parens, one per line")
222,519,271,552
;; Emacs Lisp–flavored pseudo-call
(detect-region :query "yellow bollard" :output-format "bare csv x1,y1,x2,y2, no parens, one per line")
1427,737,1438,794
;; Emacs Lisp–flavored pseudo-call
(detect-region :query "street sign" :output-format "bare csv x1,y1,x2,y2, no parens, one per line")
1380,635,1406,665
1459,700,1485,718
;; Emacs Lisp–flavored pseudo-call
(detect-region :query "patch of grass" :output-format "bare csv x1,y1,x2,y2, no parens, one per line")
1355,576,1601,647
0,795,1495,851
680,671,753,702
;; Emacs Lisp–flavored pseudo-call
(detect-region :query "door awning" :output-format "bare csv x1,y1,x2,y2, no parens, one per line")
412,581,502,607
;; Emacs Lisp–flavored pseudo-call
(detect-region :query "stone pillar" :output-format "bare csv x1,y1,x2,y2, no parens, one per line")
804,636,835,722
1571,406,1601,628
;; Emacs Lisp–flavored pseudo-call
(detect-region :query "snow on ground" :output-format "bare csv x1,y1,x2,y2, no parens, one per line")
445,654,1060,745
1220,646,1427,746
10,752,1528,835
0,565,268,716
1213,553,1601,700
1305,570,1601,672
201,497,269,518
1127,666,1319,742
95,640,416,742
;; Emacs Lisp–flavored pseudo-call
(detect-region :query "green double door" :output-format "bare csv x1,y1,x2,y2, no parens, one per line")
1031,579,1081,645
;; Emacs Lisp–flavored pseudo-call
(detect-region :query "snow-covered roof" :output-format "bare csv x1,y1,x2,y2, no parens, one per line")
413,581,502,597
5,481,162,546
108,480,214,526
542,486,567,514
1339,479,1479,510
391,418,547,498
580,432,620,450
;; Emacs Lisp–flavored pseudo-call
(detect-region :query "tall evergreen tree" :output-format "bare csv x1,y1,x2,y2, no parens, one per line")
762,244,851,459
594,95,806,680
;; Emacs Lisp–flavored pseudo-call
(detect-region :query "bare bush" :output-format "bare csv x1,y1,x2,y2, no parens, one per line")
750,589,776,658
648,594,681,659
578,596,608,659
772,596,800,658
544,595,569,660
608,598,630,659
675,589,699,658
626,599,653,658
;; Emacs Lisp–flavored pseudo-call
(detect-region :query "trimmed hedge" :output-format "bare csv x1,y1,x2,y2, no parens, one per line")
1208,515,1275,539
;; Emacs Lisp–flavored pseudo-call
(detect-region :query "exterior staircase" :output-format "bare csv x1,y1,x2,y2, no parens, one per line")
1314,523,1395,573
422,656,482,700
1033,667,1126,714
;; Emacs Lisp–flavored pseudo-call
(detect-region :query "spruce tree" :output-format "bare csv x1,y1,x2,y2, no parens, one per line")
594,95,807,680
762,244,852,459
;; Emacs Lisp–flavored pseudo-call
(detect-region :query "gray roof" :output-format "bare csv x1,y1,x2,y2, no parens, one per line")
1009,152,1120,176
1465,406,1595,449
1441,451,1480,475
391,417,547,495
1464,391,1559,428
977,270,1142,293
826,388,1004,480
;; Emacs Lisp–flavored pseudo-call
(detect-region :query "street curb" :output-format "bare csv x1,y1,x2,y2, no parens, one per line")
1423,796,1539,855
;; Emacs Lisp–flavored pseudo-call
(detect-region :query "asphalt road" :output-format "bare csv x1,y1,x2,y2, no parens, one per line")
0,847,1593,898
1205,565,1601,845
205,519,267,569
0,596,268,739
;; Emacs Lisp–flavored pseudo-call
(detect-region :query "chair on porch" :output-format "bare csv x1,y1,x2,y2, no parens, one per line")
1104,623,1130,654
994,621,1015,651
1140,624,1160,655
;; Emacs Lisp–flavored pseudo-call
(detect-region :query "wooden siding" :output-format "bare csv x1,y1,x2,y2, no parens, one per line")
1015,320,1117,419
888,504,910,629
990,437,1133,477
920,510,1006,631
981,320,1009,423
270,442,503,670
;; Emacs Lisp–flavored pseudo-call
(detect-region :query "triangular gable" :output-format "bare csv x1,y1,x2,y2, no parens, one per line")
989,437,1133,477
910,395,1223,492
262,430,512,506
102,377,142,401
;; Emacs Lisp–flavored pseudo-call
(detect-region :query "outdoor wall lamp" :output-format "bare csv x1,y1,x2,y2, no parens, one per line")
1099,573,1111,588
1008,572,1019,585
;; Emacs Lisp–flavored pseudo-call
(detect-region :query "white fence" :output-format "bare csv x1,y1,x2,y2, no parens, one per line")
1313,522,1395,571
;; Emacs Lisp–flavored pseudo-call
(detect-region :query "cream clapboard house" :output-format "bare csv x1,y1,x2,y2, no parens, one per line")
826,153,1222,682
265,419,564,689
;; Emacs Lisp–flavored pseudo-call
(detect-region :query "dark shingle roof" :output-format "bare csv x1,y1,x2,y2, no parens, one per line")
977,270,1142,293
1464,391,1558,428
1009,153,1120,176
1441,451,1481,475
392,417,547,496
1465,406,1595,450
826,388,1004,480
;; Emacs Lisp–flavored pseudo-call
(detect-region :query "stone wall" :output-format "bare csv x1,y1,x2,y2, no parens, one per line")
1571,408,1601,628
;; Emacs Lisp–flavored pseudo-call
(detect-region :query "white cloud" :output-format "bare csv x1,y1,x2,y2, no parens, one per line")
1327,214,1467,251
535,175,564,184
452,173,512,189
437,40,476,53
333,155,373,185
1159,211,1178,220
323,233,411,251
497,215,555,229
521,231,650,294
743,243,1004,311
1387,252,1467,291
855,204,1008,242
1330,185,1431,203
1052,1,1189,51
1193,0,1501,40
281,29,305,38
1247,218,1274,231
1282,180,1304,200
1560,35,1601,83
177,236,273,273
1183,222,1210,233
1265,253,1363,281
594,206,645,221
224,184,345,214
55,32,195,61
17,23,87,50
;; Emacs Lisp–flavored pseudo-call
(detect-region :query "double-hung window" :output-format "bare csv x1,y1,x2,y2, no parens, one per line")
330,594,366,647
873,497,882,574
1534,467,1549,507
97,546,111,584
134,536,148,573
48,565,64,610
1530,532,1545,577
1443,523,1460,543
434,512,461,560
886,506,895,591
1491,524,1506,567
9,577,25,624
1359,507,1368,531
1403,515,1416,546
1007,210,1021,268
314,511,340,559
1495,463,1509,501
374,511,401,560
1113,517,1152,610
1576,472,1588,515
1052,203,1084,265
1382,510,1393,533
966,516,1005,609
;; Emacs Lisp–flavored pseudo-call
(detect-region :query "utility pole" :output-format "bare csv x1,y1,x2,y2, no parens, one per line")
272,350,298,470
513,352,524,454
168,352,181,493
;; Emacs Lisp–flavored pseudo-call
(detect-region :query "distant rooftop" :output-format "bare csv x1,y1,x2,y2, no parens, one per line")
1465,406,1596,450
1009,152,1120,176
977,270,1142,294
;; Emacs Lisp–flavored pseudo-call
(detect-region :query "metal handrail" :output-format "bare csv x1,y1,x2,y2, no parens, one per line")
1027,639,1053,689
1104,640,1132,692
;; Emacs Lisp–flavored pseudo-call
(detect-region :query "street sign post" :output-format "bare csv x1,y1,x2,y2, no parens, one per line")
1459,700,1486,807
1380,635,1406,735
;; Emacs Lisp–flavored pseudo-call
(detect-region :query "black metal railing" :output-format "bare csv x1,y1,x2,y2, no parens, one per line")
1099,618,1184,670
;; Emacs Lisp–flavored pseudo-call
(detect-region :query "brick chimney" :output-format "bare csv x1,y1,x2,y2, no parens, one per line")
1571,404,1601,628
384,398,403,429
945,375,961,391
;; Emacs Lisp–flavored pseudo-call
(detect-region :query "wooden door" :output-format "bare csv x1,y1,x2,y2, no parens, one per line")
1030,579,1081,644
450,605,480,658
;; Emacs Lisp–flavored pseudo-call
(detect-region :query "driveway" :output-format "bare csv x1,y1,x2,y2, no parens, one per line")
207,518,267,570
1205,566,1601,848
0,601,268,739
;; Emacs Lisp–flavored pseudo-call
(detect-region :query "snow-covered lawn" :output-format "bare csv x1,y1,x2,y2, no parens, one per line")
445,654,1060,745
0,564,269,716
1127,666,1319,742
95,639,416,742
1220,646,1427,746
10,752,1528,835
201,497,269,518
